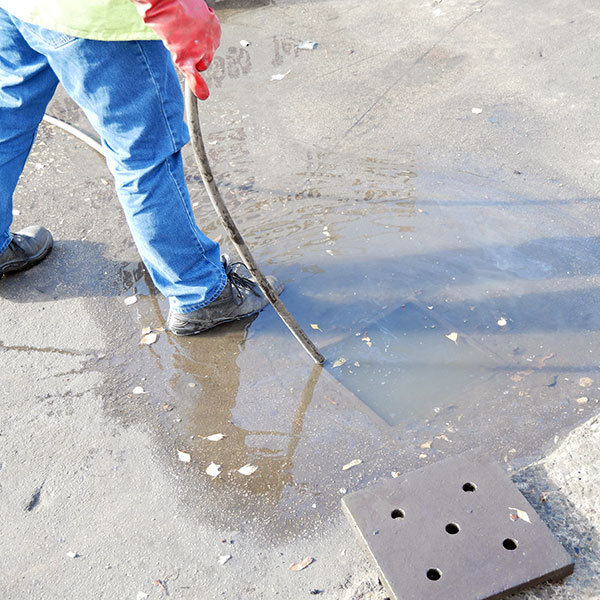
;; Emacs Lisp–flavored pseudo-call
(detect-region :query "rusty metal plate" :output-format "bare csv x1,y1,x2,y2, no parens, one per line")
342,450,573,600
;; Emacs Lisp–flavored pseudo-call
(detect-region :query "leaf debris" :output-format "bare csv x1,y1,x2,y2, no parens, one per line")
271,70,290,81
177,450,191,463
140,332,158,346
289,557,314,571
445,332,459,344
206,462,222,478
508,507,531,523
298,40,318,50
205,433,226,441
342,459,362,471
238,464,258,476
332,357,347,368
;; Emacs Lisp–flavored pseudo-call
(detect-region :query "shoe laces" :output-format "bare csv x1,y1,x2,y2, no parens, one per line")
8,234,26,255
224,259,260,305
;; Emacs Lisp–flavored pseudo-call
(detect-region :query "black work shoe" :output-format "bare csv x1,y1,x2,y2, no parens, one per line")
0,226,53,276
167,256,284,336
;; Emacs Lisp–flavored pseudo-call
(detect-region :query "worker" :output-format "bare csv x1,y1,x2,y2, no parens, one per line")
0,0,282,335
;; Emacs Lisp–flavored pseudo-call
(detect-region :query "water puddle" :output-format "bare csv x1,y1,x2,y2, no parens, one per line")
111,145,599,532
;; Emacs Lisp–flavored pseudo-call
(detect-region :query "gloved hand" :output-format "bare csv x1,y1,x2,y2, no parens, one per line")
131,0,221,99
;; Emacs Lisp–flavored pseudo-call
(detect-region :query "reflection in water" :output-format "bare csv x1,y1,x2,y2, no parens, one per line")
116,147,600,489
127,271,324,505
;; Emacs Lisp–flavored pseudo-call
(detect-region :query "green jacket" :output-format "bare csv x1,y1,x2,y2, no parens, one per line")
0,0,159,41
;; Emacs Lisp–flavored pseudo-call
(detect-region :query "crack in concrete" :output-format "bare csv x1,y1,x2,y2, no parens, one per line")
0,342,94,357
340,0,495,143
24,482,44,512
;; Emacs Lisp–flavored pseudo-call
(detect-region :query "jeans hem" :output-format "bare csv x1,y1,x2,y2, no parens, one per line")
0,232,12,255
168,270,228,314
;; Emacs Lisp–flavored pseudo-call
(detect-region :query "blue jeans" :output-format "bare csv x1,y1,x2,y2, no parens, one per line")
0,9,226,313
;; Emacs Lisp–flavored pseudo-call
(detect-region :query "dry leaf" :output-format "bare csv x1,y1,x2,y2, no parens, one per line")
219,554,232,565
289,557,314,571
508,507,531,523
206,462,221,478
140,332,158,346
445,332,459,343
497,317,507,327
177,450,191,463
132,386,145,394
238,464,258,476
141,326,152,335
510,369,533,382
575,396,589,404
579,377,594,388
537,352,555,368
332,358,347,368
271,70,290,81
361,336,373,347
297,40,318,50
435,434,451,443
205,433,226,441
342,459,362,471
420,440,432,449
310,323,322,331
162,403,174,412
124,295,138,305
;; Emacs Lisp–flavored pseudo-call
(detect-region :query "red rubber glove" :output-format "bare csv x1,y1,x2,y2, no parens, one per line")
131,0,221,99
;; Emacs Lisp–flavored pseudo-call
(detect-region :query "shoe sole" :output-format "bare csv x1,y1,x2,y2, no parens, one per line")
169,308,263,336
0,237,53,276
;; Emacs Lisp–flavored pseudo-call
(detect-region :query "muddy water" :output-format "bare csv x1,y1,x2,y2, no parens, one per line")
92,138,600,538
125,145,599,441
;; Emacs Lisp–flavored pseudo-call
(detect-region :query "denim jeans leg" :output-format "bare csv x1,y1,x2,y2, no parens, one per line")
12,19,226,313
0,9,59,254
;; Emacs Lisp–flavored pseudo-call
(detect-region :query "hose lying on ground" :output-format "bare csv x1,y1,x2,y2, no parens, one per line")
184,82,325,364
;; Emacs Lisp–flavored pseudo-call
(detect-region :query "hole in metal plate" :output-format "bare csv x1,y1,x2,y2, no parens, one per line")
445,522,460,534
503,538,518,551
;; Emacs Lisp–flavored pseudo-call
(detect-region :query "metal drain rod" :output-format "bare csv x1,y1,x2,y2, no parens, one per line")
185,83,325,365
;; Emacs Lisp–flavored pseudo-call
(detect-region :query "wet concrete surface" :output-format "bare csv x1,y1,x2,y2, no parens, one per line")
2,0,600,598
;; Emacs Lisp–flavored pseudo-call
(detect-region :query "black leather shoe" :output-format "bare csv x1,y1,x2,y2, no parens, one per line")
0,226,53,276
167,256,284,336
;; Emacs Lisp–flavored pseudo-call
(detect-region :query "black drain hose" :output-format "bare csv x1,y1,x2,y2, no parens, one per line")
184,83,325,365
